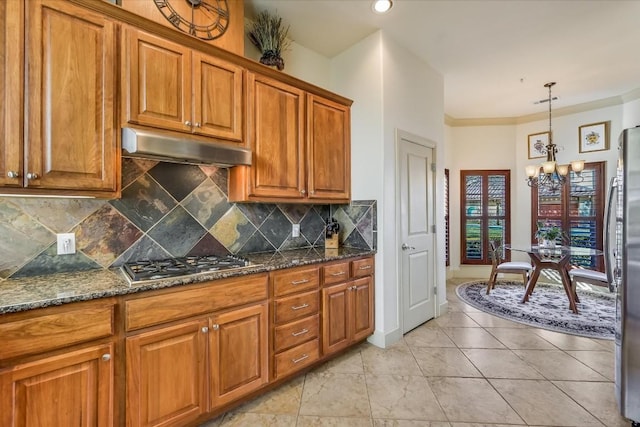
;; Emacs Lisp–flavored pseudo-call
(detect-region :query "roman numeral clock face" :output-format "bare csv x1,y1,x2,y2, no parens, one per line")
153,0,230,40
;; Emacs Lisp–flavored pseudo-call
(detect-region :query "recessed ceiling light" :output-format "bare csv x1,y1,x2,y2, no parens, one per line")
372,0,393,14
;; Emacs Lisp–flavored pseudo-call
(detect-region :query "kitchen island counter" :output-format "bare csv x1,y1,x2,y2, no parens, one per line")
0,247,375,314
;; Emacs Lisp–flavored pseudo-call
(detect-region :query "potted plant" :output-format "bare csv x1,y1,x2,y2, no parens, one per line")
535,221,565,247
247,10,291,71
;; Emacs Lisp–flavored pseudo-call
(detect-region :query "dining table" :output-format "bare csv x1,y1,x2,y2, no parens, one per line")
504,244,603,314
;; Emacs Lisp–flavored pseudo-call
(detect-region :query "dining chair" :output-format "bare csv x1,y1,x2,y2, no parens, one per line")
487,241,533,294
568,268,608,294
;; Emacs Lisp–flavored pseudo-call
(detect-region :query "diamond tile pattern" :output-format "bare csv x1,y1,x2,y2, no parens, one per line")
0,160,376,279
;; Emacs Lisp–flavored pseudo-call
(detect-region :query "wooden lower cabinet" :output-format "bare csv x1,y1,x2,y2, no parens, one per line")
125,302,268,427
126,319,208,427
322,276,374,356
209,302,269,408
0,343,114,427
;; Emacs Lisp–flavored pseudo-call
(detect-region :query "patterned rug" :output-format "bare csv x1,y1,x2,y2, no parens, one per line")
456,280,615,340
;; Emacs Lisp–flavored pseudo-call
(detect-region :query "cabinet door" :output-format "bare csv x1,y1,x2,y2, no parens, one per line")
351,276,375,343
123,28,191,133
126,319,208,427
247,72,305,199
321,282,351,355
0,343,114,427
0,0,23,188
307,94,351,201
193,52,243,142
209,302,268,408
26,0,117,191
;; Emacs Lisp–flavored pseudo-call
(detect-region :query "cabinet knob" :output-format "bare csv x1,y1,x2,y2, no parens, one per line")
7,171,19,178
184,121,192,126
194,122,201,128
300,189,306,194
309,191,315,195
212,324,220,330
201,326,209,333
26,172,39,180
101,354,111,362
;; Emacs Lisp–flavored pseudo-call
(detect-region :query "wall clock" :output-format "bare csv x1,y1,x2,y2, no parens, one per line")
153,0,230,40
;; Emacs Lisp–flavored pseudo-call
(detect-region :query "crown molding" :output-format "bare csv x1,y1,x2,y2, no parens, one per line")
446,89,639,127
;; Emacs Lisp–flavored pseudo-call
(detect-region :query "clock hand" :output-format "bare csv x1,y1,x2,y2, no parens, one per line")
200,1,229,19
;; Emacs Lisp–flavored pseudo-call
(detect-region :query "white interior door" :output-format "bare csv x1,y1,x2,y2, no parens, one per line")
399,134,435,333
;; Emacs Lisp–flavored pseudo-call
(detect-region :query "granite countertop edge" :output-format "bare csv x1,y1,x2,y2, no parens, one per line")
0,247,376,315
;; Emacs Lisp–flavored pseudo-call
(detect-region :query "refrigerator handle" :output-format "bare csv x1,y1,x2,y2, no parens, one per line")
604,176,617,291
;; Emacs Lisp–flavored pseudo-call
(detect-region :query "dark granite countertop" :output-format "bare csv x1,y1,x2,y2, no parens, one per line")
0,247,375,315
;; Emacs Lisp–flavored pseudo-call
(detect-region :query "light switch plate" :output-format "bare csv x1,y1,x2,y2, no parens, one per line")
56,233,76,255
292,224,300,238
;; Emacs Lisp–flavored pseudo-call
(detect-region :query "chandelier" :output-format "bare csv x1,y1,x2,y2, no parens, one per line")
525,82,584,192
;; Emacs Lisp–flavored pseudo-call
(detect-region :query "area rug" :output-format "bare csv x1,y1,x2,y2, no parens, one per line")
456,280,615,340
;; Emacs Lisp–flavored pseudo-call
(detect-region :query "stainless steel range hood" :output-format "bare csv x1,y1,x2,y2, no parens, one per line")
121,127,251,167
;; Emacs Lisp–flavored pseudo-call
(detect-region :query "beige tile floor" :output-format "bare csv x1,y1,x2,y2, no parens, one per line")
201,278,630,426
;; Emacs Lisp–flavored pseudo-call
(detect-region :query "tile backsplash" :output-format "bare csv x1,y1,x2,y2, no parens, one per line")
0,159,376,280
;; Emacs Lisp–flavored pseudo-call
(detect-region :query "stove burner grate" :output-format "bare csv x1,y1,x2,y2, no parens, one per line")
123,254,252,282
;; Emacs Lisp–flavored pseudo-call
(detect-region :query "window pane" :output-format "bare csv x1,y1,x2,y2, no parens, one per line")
488,219,506,248
569,219,597,268
538,191,562,217
488,175,506,218
465,175,482,217
465,219,482,260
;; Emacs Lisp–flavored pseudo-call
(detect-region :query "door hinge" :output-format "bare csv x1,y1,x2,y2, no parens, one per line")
433,285,438,295
431,163,436,172
431,224,436,234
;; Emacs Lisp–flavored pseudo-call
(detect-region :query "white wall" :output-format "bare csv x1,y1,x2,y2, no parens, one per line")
622,97,640,129
332,31,444,347
447,125,519,277
448,104,626,279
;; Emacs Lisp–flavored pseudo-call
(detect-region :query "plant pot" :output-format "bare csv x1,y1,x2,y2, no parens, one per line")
540,239,556,248
259,51,284,70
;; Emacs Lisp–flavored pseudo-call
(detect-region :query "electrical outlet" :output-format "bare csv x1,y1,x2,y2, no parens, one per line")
56,233,76,255
292,224,300,238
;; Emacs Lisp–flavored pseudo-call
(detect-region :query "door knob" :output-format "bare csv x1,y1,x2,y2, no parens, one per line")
401,243,415,250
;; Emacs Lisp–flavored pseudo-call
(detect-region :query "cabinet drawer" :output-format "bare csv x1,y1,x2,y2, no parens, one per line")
272,266,319,297
273,290,319,324
0,301,115,360
274,314,319,353
352,257,374,278
323,261,350,285
274,338,320,379
126,274,268,331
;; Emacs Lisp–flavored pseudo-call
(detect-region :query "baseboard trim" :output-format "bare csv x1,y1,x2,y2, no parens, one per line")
367,327,403,348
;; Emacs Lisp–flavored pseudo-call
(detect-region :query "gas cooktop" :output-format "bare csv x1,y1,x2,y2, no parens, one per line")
122,254,255,283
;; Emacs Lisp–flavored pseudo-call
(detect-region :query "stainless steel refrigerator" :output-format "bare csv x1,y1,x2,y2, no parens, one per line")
606,126,640,425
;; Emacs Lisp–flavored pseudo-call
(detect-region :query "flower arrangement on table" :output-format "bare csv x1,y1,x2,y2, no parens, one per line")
535,221,566,247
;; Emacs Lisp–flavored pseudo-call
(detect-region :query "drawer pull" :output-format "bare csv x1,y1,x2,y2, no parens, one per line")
292,354,309,364
291,328,309,337
291,303,309,311
331,271,346,276
291,279,310,285
358,265,372,270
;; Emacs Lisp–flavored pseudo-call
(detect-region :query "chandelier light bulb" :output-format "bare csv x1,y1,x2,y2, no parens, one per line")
542,161,556,175
556,164,570,176
525,165,539,177
571,160,585,173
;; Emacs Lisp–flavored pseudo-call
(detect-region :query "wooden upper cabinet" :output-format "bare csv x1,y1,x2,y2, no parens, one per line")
122,28,243,143
307,94,351,201
0,343,114,427
24,0,117,193
122,28,191,132
0,1,23,188
193,52,244,141
241,72,305,200
229,72,351,203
